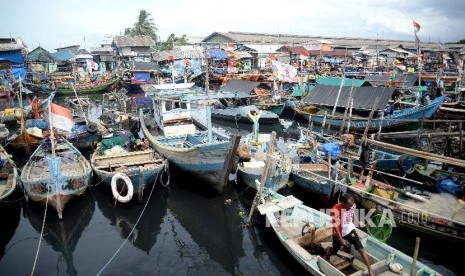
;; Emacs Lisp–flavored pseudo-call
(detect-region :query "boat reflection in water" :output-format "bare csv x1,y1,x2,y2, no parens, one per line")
25,190,95,275
0,199,22,261
94,184,167,254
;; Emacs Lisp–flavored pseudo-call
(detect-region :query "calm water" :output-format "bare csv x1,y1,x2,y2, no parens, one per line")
0,94,460,275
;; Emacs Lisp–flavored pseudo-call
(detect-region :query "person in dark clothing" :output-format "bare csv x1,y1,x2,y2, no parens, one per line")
358,142,371,181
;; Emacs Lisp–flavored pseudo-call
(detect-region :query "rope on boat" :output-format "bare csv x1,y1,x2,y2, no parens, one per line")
0,194,25,203
30,187,49,276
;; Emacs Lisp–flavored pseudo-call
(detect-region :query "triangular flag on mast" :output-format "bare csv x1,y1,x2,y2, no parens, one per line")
413,20,421,32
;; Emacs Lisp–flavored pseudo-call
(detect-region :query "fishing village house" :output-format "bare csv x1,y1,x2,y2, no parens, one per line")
26,46,56,82
112,35,155,63
0,37,27,81
89,44,116,73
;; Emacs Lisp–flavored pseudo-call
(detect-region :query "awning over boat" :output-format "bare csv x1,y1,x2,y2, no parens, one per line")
132,61,159,71
316,77,368,87
220,79,260,96
302,84,394,110
364,74,419,87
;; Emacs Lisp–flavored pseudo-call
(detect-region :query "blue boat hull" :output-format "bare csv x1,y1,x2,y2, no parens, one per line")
237,168,289,192
301,95,445,131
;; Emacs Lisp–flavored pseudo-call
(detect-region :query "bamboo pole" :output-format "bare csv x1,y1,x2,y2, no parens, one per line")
247,131,276,226
346,98,354,133
72,84,88,125
459,122,464,159
321,111,327,135
359,97,380,156
410,237,420,276
327,77,345,131
339,81,354,137
367,138,465,168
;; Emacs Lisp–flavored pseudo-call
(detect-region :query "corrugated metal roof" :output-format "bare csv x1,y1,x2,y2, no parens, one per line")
232,51,252,59
302,84,394,110
277,46,309,56
152,49,204,61
51,49,75,62
316,77,367,87
307,50,352,56
0,43,24,52
27,46,54,63
220,79,260,95
132,61,159,71
207,49,227,59
113,35,155,47
364,74,418,87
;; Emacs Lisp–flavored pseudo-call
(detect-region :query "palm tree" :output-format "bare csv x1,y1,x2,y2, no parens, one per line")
129,10,158,42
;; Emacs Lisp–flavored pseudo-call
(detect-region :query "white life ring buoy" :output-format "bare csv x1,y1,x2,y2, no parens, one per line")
111,172,134,203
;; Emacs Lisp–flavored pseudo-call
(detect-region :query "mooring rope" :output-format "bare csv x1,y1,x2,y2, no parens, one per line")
96,164,165,276
30,187,49,276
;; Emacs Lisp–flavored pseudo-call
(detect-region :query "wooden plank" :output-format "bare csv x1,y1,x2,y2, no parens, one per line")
258,196,302,214
367,138,465,168
93,159,163,169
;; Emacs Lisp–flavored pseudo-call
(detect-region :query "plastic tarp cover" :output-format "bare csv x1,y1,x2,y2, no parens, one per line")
133,72,150,82
207,49,227,60
0,52,24,64
436,177,460,195
26,119,49,130
321,143,341,158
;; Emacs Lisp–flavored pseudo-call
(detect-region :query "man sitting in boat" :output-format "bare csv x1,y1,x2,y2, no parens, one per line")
327,193,374,276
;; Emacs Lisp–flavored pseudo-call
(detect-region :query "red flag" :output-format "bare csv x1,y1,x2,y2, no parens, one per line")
413,20,421,32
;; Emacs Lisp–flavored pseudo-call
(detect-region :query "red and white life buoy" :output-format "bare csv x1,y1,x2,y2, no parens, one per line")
111,172,134,203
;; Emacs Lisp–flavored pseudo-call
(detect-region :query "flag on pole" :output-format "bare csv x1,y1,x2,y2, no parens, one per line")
415,33,421,50
413,20,421,32
438,38,445,51
50,103,74,132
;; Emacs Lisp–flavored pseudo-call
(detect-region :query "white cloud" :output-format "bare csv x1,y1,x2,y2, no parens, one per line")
0,0,464,51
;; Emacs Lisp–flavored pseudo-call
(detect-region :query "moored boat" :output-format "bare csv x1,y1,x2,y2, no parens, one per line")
21,137,92,219
257,187,440,275
0,145,19,202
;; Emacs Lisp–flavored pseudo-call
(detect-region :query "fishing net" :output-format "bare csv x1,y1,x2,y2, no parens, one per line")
366,214,392,242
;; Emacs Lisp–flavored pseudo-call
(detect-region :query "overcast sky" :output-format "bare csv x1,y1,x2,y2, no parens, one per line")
2,0,464,52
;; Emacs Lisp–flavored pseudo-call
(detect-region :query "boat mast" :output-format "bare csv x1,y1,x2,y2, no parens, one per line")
48,95,56,157
17,77,29,152
72,84,88,125
204,49,209,96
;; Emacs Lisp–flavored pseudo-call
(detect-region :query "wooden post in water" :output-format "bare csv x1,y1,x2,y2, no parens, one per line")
247,131,276,226
410,237,420,276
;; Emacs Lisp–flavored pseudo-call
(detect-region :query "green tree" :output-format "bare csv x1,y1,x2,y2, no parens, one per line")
157,34,188,50
456,39,465,44
125,10,158,42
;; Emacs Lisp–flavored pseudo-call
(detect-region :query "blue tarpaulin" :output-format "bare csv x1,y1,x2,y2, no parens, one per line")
0,52,24,64
321,143,341,158
207,49,227,60
26,119,49,130
133,72,150,82
0,67,26,81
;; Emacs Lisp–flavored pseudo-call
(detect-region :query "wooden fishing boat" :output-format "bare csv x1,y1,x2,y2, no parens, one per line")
296,84,445,132
7,120,45,155
21,137,92,219
56,76,120,95
0,145,19,202
349,176,465,243
237,133,291,192
91,135,168,203
140,109,239,194
257,188,440,276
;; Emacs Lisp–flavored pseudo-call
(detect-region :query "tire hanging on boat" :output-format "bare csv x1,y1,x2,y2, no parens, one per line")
397,154,415,175
87,123,98,134
111,172,134,203
159,161,170,187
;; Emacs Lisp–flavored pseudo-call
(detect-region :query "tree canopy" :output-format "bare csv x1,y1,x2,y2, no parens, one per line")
456,39,465,44
124,10,158,42
158,34,188,50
